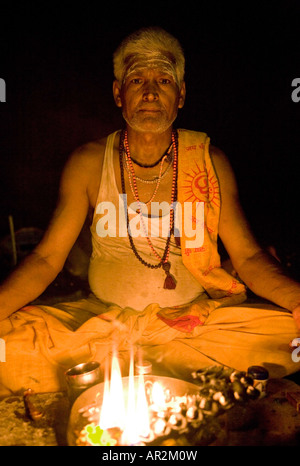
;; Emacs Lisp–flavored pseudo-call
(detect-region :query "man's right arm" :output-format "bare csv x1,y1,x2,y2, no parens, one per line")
0,143,100,321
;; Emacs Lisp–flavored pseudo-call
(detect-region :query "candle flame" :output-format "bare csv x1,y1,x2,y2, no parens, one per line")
122,352,139,444
152,381,166,410
99,352,126,431
98,350,151,445
135,372,151,439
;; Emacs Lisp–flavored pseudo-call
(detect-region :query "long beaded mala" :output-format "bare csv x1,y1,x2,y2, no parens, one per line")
119,129,178,289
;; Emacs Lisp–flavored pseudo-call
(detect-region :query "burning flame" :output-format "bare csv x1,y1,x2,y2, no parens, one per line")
152,381,166,411
98,350,152,445
99,351,126,431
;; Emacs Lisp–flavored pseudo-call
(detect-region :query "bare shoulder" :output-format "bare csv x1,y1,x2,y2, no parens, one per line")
61,135,109,207
66,137,107,174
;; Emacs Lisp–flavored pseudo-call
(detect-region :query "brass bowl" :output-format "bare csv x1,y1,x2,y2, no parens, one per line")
67,375,200,446
65,361,101,404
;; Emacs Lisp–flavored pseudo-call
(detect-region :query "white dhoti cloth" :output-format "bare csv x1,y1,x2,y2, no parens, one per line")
0,294,298,398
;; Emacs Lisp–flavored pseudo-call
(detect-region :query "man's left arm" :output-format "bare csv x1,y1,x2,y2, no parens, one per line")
210,145,300,328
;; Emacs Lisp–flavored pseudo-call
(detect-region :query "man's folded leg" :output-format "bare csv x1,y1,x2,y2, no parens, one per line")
142,303,299,381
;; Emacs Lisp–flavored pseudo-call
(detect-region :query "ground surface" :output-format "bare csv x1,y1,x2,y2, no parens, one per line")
0,378,299,446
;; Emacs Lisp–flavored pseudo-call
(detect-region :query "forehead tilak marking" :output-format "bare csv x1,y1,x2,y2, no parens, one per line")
122,51,179,85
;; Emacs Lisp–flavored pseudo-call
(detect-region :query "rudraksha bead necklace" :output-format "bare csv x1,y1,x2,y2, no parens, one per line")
119,129,178,289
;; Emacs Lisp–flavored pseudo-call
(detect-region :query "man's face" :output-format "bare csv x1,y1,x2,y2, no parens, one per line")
113,68,185,134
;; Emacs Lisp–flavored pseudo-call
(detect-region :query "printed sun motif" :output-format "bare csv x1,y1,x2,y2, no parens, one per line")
182,162,220,207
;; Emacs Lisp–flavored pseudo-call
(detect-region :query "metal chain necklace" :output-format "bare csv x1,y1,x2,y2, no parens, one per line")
123,151,173,184
119,129,178,289
125,150,168,206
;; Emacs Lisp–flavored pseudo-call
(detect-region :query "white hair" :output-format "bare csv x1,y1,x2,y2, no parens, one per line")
113,27,185,86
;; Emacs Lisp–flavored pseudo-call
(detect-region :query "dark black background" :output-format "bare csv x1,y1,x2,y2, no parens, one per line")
0,1,299,269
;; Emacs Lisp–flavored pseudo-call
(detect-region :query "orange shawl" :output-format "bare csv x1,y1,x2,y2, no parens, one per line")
177,129,247,303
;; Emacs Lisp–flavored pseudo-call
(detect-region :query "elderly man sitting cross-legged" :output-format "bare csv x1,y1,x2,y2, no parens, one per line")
0,27,299,397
